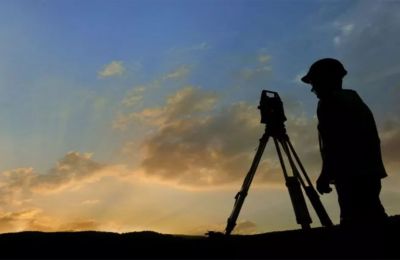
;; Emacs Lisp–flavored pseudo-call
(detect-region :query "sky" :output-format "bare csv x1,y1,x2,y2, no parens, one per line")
0,0,399,235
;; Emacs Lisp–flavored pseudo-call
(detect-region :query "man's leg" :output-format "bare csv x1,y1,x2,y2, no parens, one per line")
336,177,387,226
359,177,387,222
335,180,356,226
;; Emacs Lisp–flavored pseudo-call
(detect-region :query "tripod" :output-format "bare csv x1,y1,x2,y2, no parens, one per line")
225,124,333,235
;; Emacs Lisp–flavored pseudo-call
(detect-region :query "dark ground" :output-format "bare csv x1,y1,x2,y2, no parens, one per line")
1,215,400,259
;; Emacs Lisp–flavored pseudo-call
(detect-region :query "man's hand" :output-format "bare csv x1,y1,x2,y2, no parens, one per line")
316,175,332,195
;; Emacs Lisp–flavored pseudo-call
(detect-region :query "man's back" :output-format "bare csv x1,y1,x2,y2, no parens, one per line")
317,89,387,181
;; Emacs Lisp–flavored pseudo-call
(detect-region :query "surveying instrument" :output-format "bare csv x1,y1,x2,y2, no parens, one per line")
224,90,333,235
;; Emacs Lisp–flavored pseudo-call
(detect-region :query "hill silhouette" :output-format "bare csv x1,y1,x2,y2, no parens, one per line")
1,215,399,259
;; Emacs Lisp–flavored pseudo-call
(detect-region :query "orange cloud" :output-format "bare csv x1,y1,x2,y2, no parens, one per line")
0,152,132,207
32,152,105,192
380,119,400,165
0,208,103,233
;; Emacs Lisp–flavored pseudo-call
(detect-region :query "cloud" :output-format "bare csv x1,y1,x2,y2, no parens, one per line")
113,64,196,131
168,42,210,55
135,86,218,126
112,112,136,131
0,208,42,232
31,152,106,193
0,152,130,206
380,118,400,170
133,88,260,186
292,72,307,84
189,42,210,51
114,86,218,131
121,87,146,107
258,54,271,64
0,208,101,232
163,65,191,81
237,52,272,81
57,219,100,231
98,61,125,78
234,220,259,234
137,102,261,186
0,152,137,232
81,199,100,205
333,23,354,46
0,168,37,206
239,66,272,81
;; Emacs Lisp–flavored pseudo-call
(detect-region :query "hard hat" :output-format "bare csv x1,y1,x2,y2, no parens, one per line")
301,58,347,84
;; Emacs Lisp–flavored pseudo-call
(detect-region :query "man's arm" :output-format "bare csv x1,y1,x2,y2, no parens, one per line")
316,102,334,194
317,131,333,194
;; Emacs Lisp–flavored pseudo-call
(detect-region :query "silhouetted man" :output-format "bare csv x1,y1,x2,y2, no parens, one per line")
301,58,388,226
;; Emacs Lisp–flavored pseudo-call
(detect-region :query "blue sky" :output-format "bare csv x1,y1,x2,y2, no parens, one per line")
0,0,399,234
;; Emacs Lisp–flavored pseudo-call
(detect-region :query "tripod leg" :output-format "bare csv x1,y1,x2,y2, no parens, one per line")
273,138,312,230
225,132,270,235
285,138,313,186
285,138,334,227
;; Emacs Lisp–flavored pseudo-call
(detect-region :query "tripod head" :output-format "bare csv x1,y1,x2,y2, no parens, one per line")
258,90,287,135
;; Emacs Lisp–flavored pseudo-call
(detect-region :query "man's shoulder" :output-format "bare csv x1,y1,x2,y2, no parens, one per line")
337,88,358,96
317,89,363,115
318,89,358,104
335,89,363,103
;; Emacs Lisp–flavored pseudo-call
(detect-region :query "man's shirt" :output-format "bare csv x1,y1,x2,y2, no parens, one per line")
317,89,387,181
